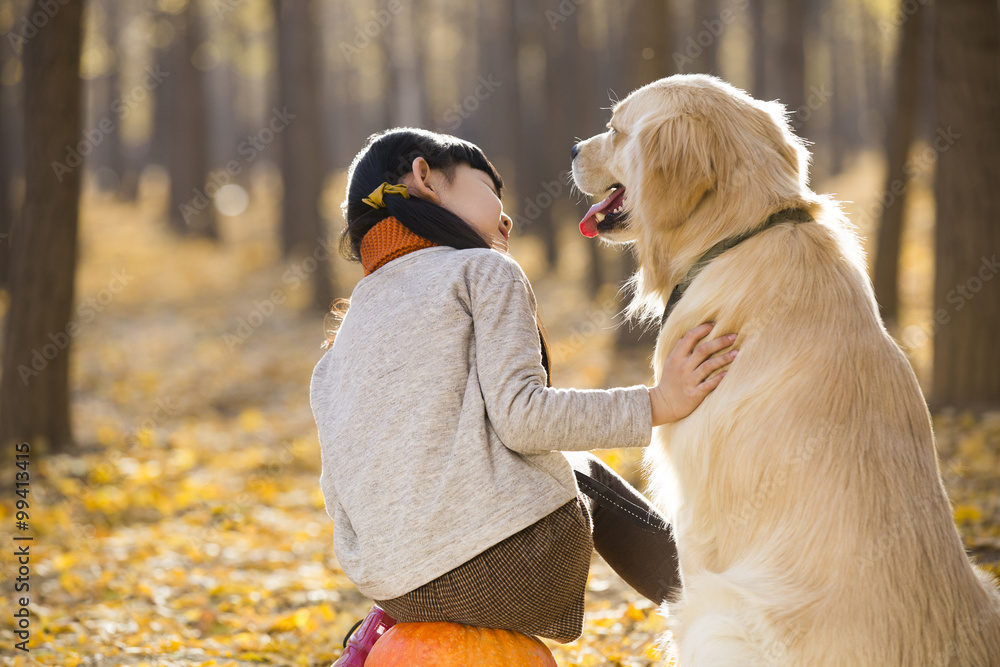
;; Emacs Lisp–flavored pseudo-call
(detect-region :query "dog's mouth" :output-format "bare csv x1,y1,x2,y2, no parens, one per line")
580,184,628,238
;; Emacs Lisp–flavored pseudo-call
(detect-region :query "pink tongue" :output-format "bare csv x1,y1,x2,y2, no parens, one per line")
579,203,604,238
579,188,625,238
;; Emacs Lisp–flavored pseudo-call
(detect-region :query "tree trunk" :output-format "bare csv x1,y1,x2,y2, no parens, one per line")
452,3,483,144
474,0,520,173
575,1,610,295
274,0,334,312
150,26,172,170
0,15,24,291
692,0,719,74
0,72,10,289
627,0,675,90
541,7,578,272
115,0,141,204
826,6,844,175
327,0,361,173
387,1,428,128
0,0,84,455
167,0,217,239
510,0,550,252
872,0,925,332
778,0,807,131
103,0,126,194
617,0,678,349
861,2,884,147
474,0,534,263
750,0,769,99
827,2,863,175
931,0,1000,410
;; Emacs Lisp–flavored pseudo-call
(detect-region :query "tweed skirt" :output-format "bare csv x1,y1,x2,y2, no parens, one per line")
372,497,595,643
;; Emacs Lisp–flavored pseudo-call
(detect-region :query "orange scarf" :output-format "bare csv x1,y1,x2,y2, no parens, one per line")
359,217,439,276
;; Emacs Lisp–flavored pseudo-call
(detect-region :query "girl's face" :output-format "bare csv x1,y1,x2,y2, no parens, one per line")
402,158,512,253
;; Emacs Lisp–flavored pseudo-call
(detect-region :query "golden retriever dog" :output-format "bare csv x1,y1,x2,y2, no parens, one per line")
570,73,1000,666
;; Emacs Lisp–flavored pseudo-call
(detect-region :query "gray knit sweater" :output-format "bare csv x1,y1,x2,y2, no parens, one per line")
309,246,653,600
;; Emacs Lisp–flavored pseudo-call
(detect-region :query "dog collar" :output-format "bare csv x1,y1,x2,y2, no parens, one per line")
658,207,815,333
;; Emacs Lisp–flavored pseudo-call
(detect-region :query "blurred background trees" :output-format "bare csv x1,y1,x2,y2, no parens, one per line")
931,0,1000,410
0,0,83,454
0,0,998,455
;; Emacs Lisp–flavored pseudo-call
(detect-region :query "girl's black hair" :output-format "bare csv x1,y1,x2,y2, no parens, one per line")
327,127,552,386
339,127,505,261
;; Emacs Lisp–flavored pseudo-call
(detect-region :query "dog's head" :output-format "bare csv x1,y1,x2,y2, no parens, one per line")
571,74,810,247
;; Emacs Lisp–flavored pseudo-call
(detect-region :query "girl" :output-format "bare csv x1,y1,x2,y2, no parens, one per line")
309,128,737,665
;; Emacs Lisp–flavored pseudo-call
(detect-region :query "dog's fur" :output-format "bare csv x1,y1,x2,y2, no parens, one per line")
571,74,1000,666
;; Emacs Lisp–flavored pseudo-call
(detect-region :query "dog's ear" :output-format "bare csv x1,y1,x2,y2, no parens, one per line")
636,113,716,229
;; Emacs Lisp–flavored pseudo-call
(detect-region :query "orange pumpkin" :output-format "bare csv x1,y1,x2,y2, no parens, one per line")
366,621,557,666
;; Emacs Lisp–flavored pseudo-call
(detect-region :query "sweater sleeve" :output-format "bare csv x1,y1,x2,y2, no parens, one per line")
470,256,652,454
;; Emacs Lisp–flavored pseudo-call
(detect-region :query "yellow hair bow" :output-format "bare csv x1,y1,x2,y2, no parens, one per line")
362,182,410,209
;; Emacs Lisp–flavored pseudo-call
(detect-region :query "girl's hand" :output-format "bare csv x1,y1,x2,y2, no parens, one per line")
649,323,737,426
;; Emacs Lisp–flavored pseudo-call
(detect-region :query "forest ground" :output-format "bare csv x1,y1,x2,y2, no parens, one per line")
0,151,998,666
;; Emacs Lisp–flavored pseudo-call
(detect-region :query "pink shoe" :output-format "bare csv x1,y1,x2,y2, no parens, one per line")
332,605,397,666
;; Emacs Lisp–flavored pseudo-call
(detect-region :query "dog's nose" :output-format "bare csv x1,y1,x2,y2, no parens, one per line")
571,143,579,160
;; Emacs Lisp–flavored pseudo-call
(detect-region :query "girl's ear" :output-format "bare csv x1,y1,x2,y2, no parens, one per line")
402,157,442,204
